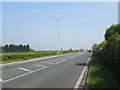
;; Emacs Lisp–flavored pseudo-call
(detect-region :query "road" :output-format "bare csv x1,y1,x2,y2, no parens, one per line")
1,52,91,88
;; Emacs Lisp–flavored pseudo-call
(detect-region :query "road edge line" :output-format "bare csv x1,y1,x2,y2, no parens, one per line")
74,53,92,89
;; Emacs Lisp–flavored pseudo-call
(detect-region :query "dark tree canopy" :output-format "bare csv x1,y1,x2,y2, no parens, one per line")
2,44,31,52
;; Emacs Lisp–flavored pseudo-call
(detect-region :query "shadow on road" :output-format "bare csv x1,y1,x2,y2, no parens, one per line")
75,63,90,66
75,63,87,66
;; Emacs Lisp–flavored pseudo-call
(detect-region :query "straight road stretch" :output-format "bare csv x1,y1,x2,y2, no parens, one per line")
1,52,91,88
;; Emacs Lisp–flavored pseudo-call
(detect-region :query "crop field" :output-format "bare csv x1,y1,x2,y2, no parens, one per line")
0,51,79,64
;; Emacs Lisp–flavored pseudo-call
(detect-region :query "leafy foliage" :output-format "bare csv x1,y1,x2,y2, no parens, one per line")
92,24,120,82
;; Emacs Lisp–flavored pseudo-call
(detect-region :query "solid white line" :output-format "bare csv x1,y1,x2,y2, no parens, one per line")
74,55,92,88
3,67,45,83
74,66,87,88
19,68,31,72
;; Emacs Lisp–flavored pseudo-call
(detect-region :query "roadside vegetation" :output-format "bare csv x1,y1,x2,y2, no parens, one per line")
89,54,119,88
89,24,120,88
0,45,82,64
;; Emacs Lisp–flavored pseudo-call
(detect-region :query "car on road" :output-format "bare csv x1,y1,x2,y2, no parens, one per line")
88,50,92,52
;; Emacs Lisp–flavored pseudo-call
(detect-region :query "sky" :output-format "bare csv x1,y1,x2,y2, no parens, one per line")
1,0,119,2
0,2,2,45
2,2,118,51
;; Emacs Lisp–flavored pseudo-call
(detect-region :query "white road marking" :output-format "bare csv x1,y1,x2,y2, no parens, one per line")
0,79,4,82
74,55,92,89
55,61,61,64
61,59,66,62
19,68,31,72
3,67,45,83
3,52,87,83
43,62,54,64
55,59,66,64
74,66,87,88
34,64,47,68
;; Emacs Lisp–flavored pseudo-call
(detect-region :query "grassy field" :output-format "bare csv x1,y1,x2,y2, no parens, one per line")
0,51,79,64
89,54,119,88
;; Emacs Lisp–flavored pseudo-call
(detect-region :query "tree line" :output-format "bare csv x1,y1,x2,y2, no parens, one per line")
92,24,120,82
1,44,31,52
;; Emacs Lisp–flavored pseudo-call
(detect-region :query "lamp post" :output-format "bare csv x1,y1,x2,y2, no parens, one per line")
57,19,59,54
73,33,75,51
78,38,80,52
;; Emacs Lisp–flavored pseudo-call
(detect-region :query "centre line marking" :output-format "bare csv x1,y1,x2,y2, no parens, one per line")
19,68,31,72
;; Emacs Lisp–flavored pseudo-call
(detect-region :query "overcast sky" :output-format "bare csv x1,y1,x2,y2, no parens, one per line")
2,2,118,51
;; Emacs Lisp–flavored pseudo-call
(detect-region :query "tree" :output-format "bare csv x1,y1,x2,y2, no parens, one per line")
2,44,32,52
26,44,30,52
3,45,9,52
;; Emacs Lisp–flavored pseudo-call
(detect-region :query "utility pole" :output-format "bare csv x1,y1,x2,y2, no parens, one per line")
57,19,59,54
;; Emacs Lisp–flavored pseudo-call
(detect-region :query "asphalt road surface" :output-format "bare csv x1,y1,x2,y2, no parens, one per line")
1,52,91,88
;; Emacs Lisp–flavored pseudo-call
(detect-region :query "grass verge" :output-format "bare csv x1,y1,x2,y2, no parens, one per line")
0,54,63,64
89,54,119,88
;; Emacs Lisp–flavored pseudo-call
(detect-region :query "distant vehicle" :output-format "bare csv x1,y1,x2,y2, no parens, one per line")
88,50,92,52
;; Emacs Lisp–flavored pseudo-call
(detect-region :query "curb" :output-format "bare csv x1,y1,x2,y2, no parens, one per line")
74,53,92,89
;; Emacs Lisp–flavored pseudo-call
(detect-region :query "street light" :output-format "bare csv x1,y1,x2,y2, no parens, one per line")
73,33,75,51
57,19,59,54
78,38,80,52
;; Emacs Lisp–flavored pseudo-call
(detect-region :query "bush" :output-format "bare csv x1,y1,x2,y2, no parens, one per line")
92,24,120,82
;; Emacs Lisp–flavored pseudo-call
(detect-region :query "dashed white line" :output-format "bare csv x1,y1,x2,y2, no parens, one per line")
19,68,31,72
43,62,54,64
34,64,47,68
0,79,4,82
55,59,66,64
55,61,61,64
61,59,66,62
3,67,45,83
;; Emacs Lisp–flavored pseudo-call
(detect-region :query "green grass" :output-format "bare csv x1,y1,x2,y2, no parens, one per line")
0,55,53,64
89,54,119,88
0,51,80,64
0,53,67,64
